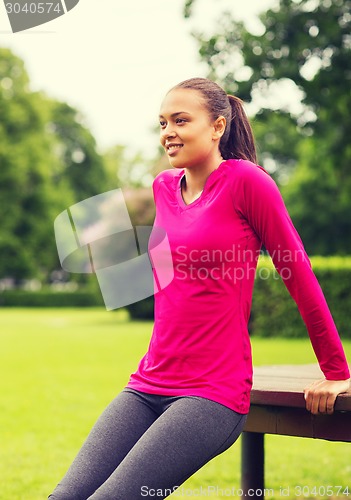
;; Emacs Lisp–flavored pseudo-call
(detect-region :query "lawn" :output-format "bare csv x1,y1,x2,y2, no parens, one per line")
0,308,350,499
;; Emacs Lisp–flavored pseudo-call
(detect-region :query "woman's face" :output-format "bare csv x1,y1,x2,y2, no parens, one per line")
159,88,223,170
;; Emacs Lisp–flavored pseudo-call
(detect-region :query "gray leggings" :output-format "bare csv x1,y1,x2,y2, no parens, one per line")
48,388,246,499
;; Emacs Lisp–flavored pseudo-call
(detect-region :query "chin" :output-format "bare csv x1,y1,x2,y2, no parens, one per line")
167,159,184,170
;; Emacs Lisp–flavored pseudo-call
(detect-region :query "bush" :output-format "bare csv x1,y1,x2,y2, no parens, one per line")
0,287,104,307
251,255,351,339
124,296,154,320
2,257,350,338
125,256,351,330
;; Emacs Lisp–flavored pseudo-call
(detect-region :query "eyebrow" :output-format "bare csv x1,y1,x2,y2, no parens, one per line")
159,111,191,118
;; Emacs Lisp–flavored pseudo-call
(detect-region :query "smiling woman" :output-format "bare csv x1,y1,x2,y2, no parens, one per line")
48,77,350,500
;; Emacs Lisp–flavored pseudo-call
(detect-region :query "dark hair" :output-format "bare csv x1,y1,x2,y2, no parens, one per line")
170,77,257,164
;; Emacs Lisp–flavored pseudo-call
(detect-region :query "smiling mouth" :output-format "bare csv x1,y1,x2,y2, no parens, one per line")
166,144,184,154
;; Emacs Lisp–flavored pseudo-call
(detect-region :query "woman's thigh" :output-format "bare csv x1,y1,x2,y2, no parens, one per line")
88,395,246,500
48,389,159,500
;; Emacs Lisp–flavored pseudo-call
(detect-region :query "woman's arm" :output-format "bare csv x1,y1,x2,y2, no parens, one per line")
234,161,350,414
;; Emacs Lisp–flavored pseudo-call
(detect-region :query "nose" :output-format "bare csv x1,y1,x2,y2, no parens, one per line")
160,123,176,143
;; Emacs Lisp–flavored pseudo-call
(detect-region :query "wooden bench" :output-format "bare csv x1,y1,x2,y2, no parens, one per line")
241,364,351,498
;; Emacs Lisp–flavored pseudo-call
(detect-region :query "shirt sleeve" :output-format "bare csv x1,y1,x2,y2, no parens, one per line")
234,162,350,380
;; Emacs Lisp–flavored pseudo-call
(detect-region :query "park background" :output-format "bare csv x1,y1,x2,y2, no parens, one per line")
0,0,351,498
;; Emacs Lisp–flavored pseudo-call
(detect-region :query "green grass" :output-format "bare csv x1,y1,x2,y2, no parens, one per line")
0,308,350,499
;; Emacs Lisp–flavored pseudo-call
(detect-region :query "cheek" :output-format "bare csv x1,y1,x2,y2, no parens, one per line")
181,122,213,147
194,130,213,149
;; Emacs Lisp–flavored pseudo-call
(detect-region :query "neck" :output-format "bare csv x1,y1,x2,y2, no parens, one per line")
182,154,224,196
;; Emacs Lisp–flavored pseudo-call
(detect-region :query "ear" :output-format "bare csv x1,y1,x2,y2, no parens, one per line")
212,116,226,141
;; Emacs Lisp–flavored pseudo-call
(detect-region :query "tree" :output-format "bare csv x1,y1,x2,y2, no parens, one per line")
103,144,154,189
48,100,109,201
0,48,69,280
0,48,111,282
183,0,351,254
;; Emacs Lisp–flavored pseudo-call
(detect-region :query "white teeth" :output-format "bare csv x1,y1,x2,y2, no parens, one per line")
167,145,183,152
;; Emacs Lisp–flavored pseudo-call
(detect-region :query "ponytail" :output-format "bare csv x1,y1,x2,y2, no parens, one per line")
172,77,257,164
221,95,257,164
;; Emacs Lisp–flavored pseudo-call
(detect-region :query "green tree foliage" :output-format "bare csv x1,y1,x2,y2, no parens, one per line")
0,48,66,280
0,48,110,281
48,100,108,201
184,0,351,254
0,47,157,283
103,144,154,189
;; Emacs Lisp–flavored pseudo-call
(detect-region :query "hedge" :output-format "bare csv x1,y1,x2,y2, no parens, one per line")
125,296,154,320
1,256,350,339
124,256,351,338
0,288,104,308
250,255,351,339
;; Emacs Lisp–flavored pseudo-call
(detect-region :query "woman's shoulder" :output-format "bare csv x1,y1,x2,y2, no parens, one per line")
153,168,182,185
223,159,282,213
224,158,270,182
152,168,182,197
224,159,278,197
153,168,181,189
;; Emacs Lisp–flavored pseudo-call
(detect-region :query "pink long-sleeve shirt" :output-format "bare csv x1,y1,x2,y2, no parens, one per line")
126,159,350,414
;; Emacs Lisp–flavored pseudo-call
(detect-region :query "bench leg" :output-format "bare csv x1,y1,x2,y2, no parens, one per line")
241,431,265,499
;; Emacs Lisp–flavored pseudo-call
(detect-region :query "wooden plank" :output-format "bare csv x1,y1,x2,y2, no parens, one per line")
244,405,351,442
251,364,351,411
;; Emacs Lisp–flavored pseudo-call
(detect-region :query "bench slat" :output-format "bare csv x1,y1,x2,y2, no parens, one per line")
251,364,351,411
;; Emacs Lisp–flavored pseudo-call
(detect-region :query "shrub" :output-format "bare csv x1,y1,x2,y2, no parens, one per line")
124,296,154,320
0,288,104,307
2,257,350,339
251,255,351,339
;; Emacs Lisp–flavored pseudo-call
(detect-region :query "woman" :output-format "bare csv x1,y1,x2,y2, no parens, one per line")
49,78,350,499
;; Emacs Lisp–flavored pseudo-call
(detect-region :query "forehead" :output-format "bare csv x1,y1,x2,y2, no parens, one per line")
159,88,207,117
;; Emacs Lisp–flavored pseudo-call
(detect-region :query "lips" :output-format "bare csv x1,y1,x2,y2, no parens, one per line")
165,143,184,156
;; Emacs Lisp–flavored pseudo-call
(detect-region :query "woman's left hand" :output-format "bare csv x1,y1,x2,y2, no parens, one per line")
304,378,351,415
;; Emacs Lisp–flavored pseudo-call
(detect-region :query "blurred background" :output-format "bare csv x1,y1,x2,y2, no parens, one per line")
1,0,350,298
1,1,351,498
